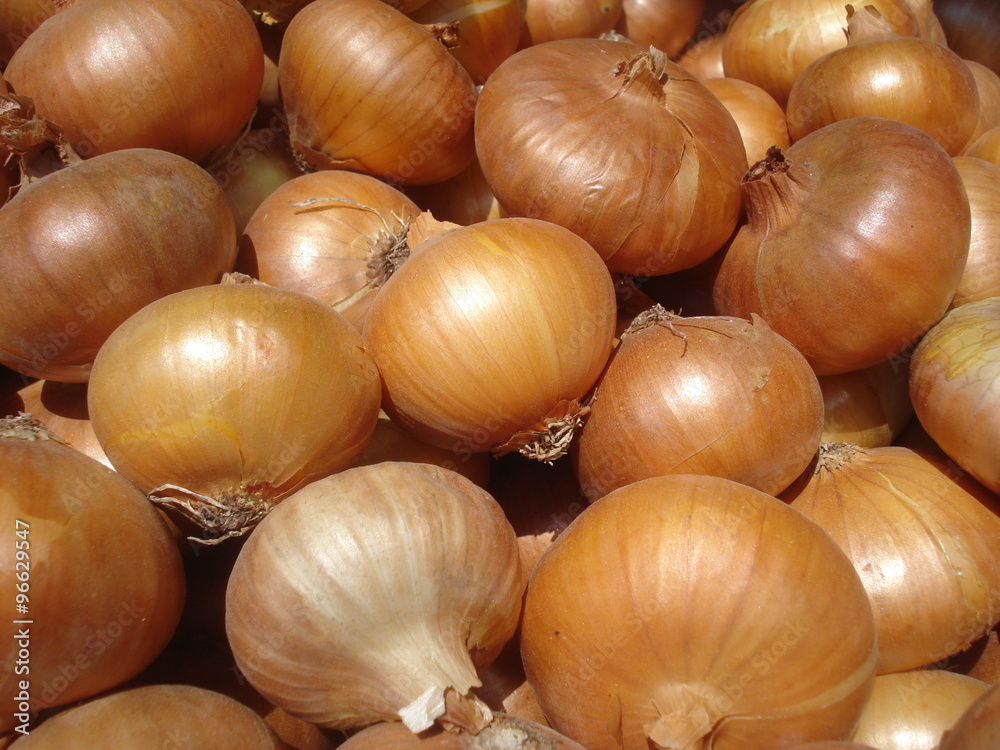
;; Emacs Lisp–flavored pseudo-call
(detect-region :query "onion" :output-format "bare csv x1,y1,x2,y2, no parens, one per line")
279,0,476,184
934,0,1000,76
237,170,421,329
965,125,1000,166
0,148,237,383
961,61,1000,152
703,77,790,165
87,277,382,542
9,380,109,467
476,39,747,276
519,0,622,46
786,5,979,156
782,443,1000,674
818,359,913,448
0,0,52,65
939,682,1000,750
713,117,971,376
338,715,584,748
722,0,921,107
575,309,824,501
362,217,617,462
909,297,1000,495
614,0,704,58
405,159,502,227
851,671,989,749
225,462,524,734
4,0,263,163
676,33,725,80
521,473,877,749
788,744,878,750
950,157,1000,308
0,416,185,730
8,685,284,749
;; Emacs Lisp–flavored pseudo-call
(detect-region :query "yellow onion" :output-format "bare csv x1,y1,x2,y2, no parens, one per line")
939,682,1000,750
521,473,877,749
0,0,52,65
225,462,524,734
87,278,382,542
818,359,913,447
476,39,747,276
703,77,790,165
909,298,1000,495
965,125,1000,166
279,0,476,184
237,170,421,330
338,715,584,748
8,685,284,749
786,5,979,157
8,380,109,467
614,0,705,58
676,33,725,80
782,444,1000,674
949,158,1000,308
713,117,970,375
0,416,185,731
851,671,989,749
962,61,1000,152
574,309,824,501
519,0,623,46
362,217,617,462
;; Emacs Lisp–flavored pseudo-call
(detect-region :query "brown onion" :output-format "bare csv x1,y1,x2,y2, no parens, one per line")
5,0,263,163
575,309,824,501
703,76,790,164
786,6,979,157
939,682,1000,750
225,462,524,733
9,380,109,467
363,217,616,462
676,32,725,80
87,278,382,542
965,125,1000,166
0,0,52,65
521,473,877,749
961,61,1000,152
339,715,584,748
9,685,284,749
782,444,1000,674
818,359,913,447
851,671,989,749
909,297,1000,495
476,39,746,276
0,416,185,731
614,0,704,58
279,0,476,184
0,148,237,383
520,0,622,46
950,157,1000,308
237,170,421,329
713,117,970,375
789,744,878,750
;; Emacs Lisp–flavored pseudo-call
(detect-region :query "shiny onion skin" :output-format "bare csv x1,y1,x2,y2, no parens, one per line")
476,40,747,276
950,158,1000,308
279,0,477,185
11,380,110,467
520,0,623,46
87,281,382,542
676,33,725,81
614,0,704,58
703,77,790,165
782,444,1000,674
0,417,185,730
0,148,237,383
225,463,524,734
362,218,617,461
962,61,1000,153
851,671,989,749
939,682,1000,750
4,0,263,163
722,0,921,107
574,310,824,502
818,360,913,448
8,685,285,749
713,117,971,376
785,6,980,157
237,170,421,330
521,474,878,749
909,298,1000,495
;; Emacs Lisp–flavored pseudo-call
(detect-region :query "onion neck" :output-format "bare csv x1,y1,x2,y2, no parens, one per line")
646,684,725,750
0,413,67,444
148,483,278,544
846,4,900,44
814,441,869,474
494,398,590,463
741,146,815,231
612,48,668,104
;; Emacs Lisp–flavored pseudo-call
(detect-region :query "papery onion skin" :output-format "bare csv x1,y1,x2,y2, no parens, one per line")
337,714,585,748
614,0,704,58
713,117,971,376
476,39,746,277
279,0,477,185
521,474,877,749
574,311,824,501
950,158,1000,308
225,462,524,733
939,682,1000,750
362,217,616,459
909,297,1000,495
7,685,284,749
818,359,913,448
87,281,382,541
5,0,263,163
704,77,790,165
781,444,1000,675
0,148,237,383
0,419,186,730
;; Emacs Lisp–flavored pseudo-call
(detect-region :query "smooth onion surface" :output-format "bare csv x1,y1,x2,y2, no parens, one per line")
818,360,913,447
950,157,1000,308
939,682,1000,750
965,125,1000,166
703,77,790,165
519,0,623,46
0,0,52,65
10,380,109,467
962,61,1000,152
614,0,704,58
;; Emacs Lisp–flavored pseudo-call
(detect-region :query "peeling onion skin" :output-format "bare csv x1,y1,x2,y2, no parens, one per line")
225,462,525,734
521,474,878,750
712,117,971,376
782,444,1000,675
909,297,1000,495
939,682,1000,750
337,714,586,748
476,39,747,277
574,311,824,502
4,0,264,163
